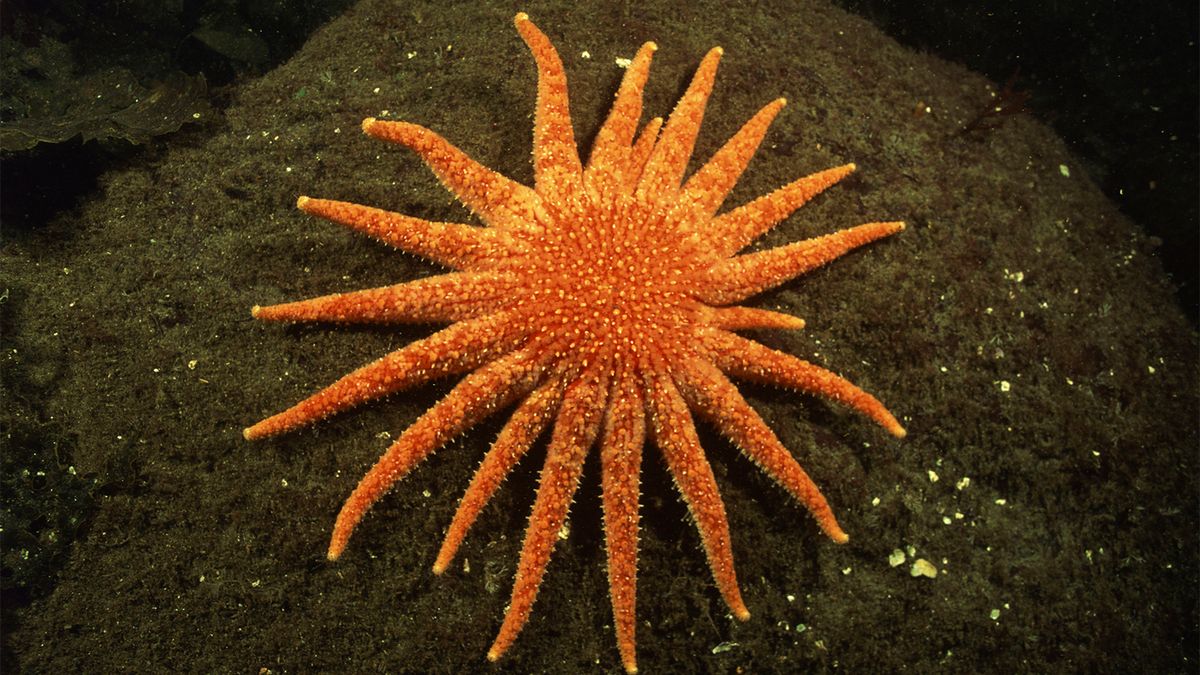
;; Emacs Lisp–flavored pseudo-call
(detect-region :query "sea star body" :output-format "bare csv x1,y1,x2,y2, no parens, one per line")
246,13,904,673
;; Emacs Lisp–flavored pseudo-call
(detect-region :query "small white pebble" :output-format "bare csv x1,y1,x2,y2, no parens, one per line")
910,559,938,578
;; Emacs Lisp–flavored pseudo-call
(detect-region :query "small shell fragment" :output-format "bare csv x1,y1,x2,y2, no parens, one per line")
910,558,938,578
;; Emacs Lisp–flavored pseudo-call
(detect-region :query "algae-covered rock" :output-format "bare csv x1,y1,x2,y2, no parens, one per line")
0,36,211,152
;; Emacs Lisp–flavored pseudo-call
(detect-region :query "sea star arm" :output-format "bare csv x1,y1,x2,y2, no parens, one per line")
673,98,785,229
243,311,525,440
362,118,546,234
585,40,656,193
636,47,722,202
709,163,857,256
709,306,806,331
696,220,906,305
643,355,750,622
621,117,663,191
599,364,646,675
250,271,515,324
296,196,516,270
329,344,555,560
705,329,906,437
488,360,611,663
676,354,849,543
433,376,567,574
515,13,585,204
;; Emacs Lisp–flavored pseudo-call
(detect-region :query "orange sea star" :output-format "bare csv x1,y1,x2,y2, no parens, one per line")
245,12,905,673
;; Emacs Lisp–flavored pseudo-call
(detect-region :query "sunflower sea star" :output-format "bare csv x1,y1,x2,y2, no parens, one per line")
245,12,905,673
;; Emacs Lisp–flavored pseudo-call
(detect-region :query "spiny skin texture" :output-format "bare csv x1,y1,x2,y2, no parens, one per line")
245,13,905,674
